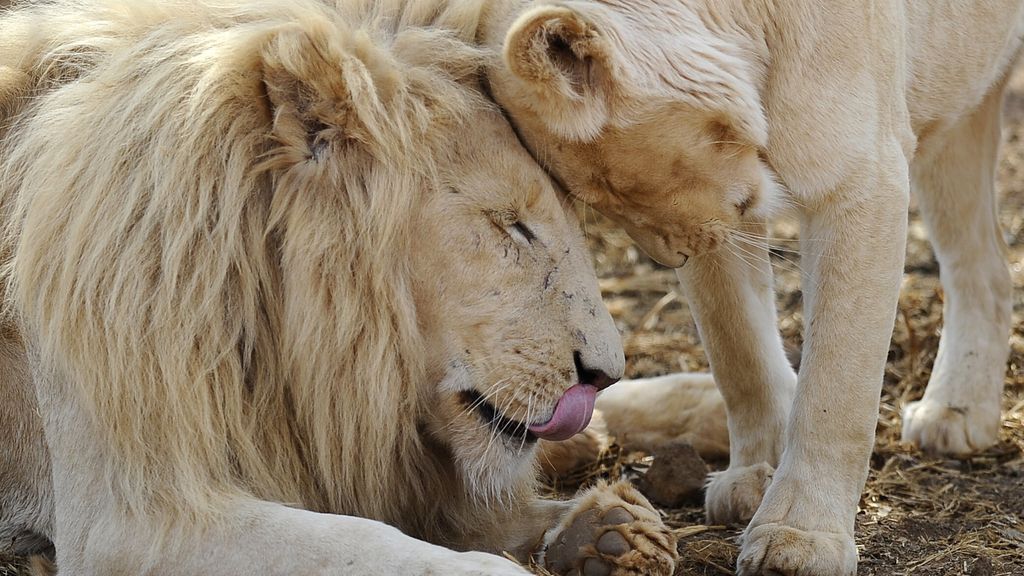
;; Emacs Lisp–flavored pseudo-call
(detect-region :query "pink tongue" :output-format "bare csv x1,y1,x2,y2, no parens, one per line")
528,384,597,441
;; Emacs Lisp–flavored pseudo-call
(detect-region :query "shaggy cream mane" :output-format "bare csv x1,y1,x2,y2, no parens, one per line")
0,0,492,538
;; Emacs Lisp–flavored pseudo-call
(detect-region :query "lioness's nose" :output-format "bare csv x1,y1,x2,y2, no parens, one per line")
574,350,621,391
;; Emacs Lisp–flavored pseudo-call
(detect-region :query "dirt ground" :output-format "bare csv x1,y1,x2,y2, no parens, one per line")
558,71,1024,575
5,48,1024,576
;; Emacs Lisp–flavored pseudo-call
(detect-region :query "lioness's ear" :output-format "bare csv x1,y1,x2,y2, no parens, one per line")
261,24,376,162
503,5,615,140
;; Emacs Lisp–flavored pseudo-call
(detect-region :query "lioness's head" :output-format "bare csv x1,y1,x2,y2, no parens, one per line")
486,3,781,267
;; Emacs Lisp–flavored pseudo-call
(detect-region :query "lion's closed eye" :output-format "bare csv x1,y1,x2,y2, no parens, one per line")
509,221,535,245
486,208,536,246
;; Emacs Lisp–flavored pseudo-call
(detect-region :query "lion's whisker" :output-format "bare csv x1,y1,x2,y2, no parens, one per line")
444,378,517,431
516,392,535,455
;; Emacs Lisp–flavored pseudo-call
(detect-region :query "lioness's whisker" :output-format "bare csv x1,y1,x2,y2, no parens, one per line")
725,239,773,278
728,235,800,274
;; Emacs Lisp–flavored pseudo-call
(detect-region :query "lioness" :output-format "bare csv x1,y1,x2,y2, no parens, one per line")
467,1,1023,574
0,0,681,574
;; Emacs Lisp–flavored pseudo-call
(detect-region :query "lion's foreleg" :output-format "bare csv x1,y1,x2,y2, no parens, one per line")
0,335,53,556
99,500,531,576
33,366,528,576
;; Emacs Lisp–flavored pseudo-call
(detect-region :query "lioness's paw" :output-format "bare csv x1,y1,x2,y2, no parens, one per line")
544,481,677,576
737,523,856,576
902,399,1000,457
705,463,773,526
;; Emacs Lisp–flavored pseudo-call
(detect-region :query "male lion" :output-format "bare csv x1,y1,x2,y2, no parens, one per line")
0,0,683,574
464,1,1024,574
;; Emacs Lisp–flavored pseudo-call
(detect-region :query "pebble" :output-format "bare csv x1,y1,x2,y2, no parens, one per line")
639,441,709,507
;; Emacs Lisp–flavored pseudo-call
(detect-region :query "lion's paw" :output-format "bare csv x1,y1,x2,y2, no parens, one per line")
901,399,1000,457
737,522,856,576
704,462,773,526
543,480,677,576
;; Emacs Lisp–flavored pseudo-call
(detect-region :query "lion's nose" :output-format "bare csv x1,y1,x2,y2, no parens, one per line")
573,350,620,391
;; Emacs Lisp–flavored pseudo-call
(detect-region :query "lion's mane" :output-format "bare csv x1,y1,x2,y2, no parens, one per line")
0,0,496,541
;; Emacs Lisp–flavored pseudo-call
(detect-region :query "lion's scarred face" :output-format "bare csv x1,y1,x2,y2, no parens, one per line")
413,105,623,497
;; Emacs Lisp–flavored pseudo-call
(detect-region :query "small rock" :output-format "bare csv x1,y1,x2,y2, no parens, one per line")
969,556,994,576
639,442,708,507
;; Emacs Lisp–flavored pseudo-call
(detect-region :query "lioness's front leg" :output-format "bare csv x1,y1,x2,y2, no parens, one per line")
737,164,910,576
677,223,796,525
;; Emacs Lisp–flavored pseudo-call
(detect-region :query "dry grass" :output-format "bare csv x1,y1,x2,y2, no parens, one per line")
0,557,28,576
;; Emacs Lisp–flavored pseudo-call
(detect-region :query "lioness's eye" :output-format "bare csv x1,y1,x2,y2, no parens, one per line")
509,221,536,245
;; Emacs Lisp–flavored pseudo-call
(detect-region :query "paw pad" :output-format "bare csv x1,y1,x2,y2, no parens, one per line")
596,530,629,556
544,481,678,575
582,557,611,576
602,507,633,526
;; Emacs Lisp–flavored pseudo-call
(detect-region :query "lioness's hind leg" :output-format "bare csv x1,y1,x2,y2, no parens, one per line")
543,480,677,576
903,78,1012,456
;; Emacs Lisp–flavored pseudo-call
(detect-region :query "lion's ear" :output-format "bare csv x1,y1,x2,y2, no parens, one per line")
261,24,375,160
503,5,616,140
